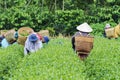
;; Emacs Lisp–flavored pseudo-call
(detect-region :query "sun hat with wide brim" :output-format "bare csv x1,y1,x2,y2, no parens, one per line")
29,34,38,42
76,22,93,32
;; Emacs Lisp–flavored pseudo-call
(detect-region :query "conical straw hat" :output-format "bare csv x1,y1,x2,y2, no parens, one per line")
76,22,93,32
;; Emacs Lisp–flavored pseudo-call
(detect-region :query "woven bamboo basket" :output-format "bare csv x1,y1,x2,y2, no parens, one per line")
4,29,16,44
17,36,27,46
75,36,94,53
114,24,120,36
38,30,49,37
17,27,33,45
18,27,34,36
105,28,115,38
0,30,8,35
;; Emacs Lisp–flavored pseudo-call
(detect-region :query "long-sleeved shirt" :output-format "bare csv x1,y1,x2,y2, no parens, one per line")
24,37,43,56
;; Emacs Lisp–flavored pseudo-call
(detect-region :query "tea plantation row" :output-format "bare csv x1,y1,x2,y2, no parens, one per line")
0,37,120,80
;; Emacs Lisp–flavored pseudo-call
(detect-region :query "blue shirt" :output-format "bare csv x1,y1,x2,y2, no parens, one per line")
1,38,10,48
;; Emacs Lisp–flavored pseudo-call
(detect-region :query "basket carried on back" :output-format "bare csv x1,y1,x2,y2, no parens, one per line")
0,30,8,35
4,29,16,44
105,28,115,38
17,36,27,46
18,27,34,36
38,30,49,37
75,36,94,53
114,24,120,36
17,27,34,45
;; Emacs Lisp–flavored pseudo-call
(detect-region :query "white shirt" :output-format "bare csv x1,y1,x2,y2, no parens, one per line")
24,37,43,56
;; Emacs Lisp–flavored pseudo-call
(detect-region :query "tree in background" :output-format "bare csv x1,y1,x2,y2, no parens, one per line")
0,0,119,36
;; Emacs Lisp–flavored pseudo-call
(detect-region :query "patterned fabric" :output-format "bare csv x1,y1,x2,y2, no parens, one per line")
24,34,43,56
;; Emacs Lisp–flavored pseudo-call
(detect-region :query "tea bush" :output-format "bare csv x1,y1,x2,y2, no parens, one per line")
84,37,120,80
0,37,120,80
8,38,86,80
0,44,24,79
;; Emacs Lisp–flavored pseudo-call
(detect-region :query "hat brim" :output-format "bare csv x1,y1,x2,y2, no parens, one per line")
29,38,38,42
29,34,38,42
76,22,93,32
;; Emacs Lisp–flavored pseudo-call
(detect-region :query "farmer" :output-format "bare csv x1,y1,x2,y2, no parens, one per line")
103,23,111,38
42,36,50,44
36,32,50,44
1,31,18,48
71,22,93,60
24,33,43,56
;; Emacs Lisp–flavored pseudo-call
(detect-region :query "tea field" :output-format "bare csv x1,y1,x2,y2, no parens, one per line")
0,36,120,80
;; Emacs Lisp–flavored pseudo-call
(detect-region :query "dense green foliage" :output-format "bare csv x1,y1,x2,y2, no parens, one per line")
0,37,120,80
0,44,23,79
0,0,120,79
0,0,120,36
